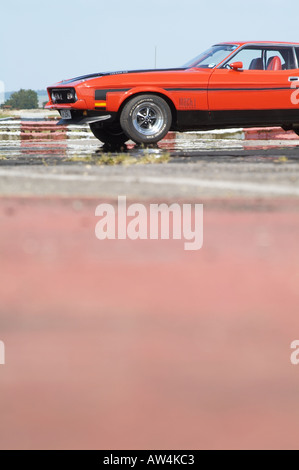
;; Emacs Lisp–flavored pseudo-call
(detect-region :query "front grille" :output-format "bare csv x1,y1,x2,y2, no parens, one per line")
49,87,77,104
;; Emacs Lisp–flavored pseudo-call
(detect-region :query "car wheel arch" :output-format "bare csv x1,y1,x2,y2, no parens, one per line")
117,91,177,129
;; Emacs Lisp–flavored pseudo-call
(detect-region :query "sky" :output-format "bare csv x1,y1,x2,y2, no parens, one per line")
1,0,298,91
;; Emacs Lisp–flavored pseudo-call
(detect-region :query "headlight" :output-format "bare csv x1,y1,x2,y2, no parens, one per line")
67,91,76,101
50,88,77,103
51,91,62,102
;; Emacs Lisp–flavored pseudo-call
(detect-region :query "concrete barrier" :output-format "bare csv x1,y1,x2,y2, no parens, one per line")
21,121,67,141
244,127,298,140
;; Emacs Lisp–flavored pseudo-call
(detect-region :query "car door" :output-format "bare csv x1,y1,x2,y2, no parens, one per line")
207,45,299,126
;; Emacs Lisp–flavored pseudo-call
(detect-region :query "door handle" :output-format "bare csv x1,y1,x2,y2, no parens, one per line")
288,77,299,82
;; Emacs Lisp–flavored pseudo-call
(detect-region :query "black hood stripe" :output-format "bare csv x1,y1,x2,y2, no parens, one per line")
61,68,186,85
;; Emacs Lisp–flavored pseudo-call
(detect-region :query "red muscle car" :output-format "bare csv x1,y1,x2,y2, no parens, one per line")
46,41,299,145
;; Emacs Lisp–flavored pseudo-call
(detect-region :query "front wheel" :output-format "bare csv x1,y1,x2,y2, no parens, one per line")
120,95,172,144
89,123,128,146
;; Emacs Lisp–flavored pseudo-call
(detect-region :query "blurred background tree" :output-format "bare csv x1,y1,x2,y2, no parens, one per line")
4,89,38,109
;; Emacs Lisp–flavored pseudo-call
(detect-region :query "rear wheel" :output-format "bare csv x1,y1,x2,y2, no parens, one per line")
89,123,128,146
120,94,172,144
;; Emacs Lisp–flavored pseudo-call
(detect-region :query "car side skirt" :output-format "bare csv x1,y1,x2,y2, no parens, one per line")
176,109,299,130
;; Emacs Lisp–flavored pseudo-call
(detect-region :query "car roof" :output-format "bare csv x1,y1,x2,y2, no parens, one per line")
216,41,299,46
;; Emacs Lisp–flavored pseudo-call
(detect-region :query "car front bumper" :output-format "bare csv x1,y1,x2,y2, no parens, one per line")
53,109,117,126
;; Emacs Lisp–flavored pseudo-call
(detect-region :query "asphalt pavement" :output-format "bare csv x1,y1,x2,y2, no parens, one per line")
0,133,299,198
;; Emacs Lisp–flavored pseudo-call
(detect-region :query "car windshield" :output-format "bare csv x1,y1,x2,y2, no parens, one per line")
183,44,238,69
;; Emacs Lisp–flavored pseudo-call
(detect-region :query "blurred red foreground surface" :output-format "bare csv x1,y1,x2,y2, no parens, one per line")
0,197,298,450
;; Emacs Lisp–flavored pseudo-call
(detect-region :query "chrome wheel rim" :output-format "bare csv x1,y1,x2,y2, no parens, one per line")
132,102,164,136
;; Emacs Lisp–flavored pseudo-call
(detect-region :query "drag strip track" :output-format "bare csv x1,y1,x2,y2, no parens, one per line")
0,167,299,197
0,132,299,198
1,123,299,450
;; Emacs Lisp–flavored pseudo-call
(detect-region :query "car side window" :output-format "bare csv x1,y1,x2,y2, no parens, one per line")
221,46,297,71
265,48,296,70
221,48,263,70
296,48,299,68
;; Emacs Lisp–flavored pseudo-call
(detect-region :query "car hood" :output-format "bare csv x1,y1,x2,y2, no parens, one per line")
57,68,188,86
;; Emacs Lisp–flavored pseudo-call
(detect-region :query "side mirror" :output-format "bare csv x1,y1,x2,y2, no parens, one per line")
229,61,243,71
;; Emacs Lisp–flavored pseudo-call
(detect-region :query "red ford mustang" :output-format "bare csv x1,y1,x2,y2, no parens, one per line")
46,41,299,145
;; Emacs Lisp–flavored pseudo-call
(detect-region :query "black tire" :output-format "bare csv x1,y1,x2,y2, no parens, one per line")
89,123,128,146
120,94,172,144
